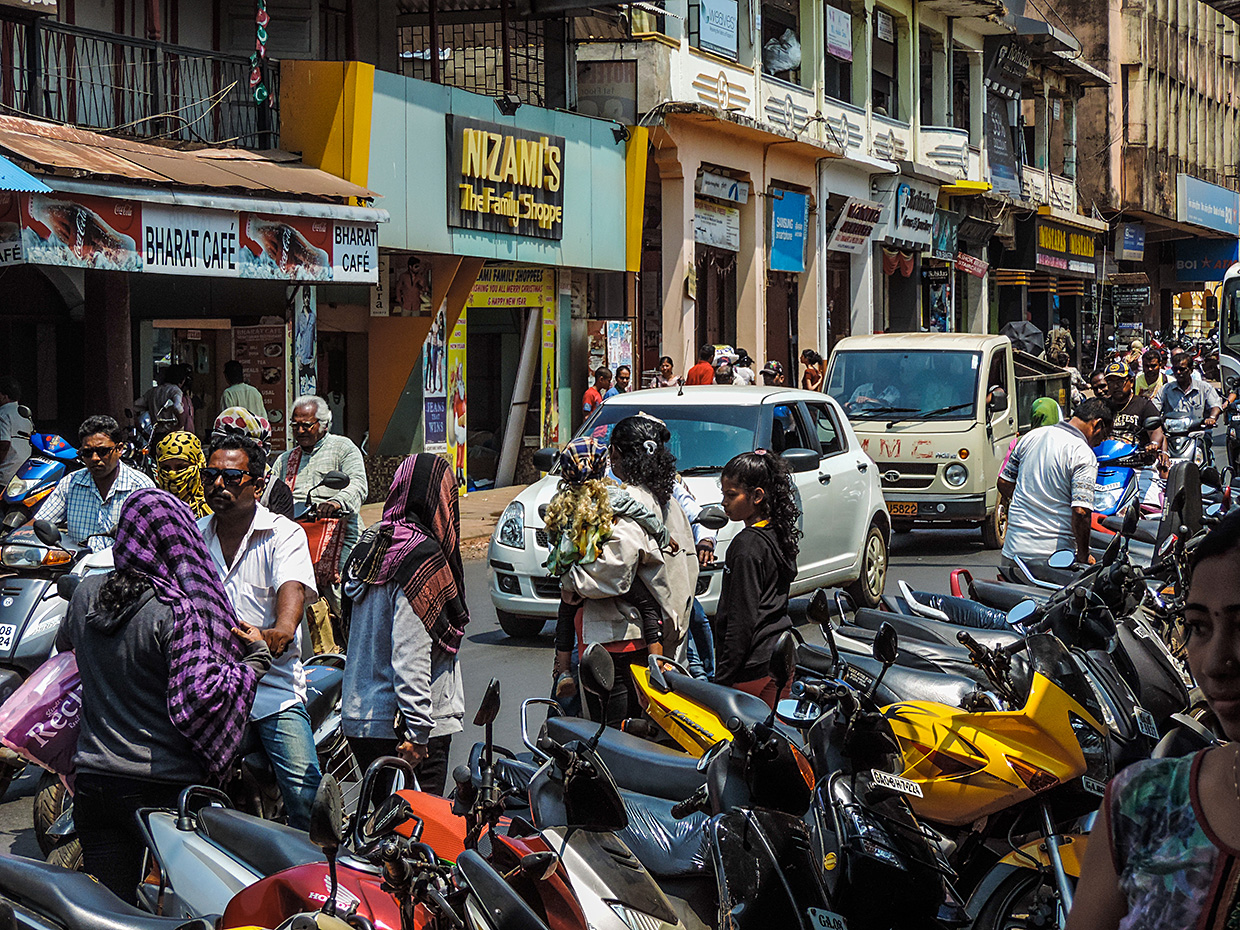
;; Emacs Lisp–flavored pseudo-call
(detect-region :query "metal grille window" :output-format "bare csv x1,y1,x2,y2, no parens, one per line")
398,18,546,108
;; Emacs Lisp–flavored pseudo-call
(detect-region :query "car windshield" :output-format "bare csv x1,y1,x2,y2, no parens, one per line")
573,404,761,473
826,349,981,420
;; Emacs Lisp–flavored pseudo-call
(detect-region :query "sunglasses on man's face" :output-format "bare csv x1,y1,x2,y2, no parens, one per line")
1174,366,1193,375
201,467,255,488
78,446,118,460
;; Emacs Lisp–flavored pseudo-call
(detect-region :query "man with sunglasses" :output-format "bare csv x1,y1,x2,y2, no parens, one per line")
36,415,154,551
197,434,320,829
1160,351,1222,430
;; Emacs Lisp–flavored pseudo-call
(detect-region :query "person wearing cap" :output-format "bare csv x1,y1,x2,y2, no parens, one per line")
733,350,756,386
760,361,786,386
1103,361,1163,456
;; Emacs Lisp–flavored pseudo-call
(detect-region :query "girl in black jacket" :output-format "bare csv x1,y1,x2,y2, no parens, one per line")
713,450,802,706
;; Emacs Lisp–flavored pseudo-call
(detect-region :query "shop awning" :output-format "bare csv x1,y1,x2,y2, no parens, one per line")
0,153,50,193
1037,206,1109,234
942,180,992,196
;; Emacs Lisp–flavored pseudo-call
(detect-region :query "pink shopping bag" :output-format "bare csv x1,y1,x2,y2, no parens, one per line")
0,652,81,777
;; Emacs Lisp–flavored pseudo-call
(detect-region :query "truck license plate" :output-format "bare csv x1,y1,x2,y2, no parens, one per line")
807,908,848,930
888,502,917,516
0,624,15,651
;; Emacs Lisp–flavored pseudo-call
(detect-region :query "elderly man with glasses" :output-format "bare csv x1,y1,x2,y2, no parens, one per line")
36,415,154,551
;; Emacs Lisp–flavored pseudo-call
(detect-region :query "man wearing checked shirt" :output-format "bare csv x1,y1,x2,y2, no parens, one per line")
36,416,154,551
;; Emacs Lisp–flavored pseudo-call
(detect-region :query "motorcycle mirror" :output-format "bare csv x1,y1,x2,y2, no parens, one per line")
364,793,415,841
1142,416,1164,432
32,520,62,547
696,739,728,773
1202,466,1222,489
775,698,819,728
873,622,899,667
694,504,729,531
579,643,615,697
474,678,501,728
1122,500,1141,536
1007,599,1038,629
308,775,345,851
518,851,560,882
1047,549,1076,569
1207,502,1224,517
124,407,133,418
318,471,351,491
769,630,797,694
55,574,81,603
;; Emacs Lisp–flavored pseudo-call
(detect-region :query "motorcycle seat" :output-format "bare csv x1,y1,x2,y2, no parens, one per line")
1099,515,1159,545
197,806,323,877
544,716,705,802
850,608,1023,651
660,669,773,733
796,643,984,709
820,629,993,688
964,578,1050,611
303,664,343,728
0,853,213,930
617,790,710,878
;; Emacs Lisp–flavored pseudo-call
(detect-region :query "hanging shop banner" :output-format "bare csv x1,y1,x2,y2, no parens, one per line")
290,285,317,398
423,303,449,453
826,198,883,254
694,198,741,251
446,115,566,241
955,251,989,278
1116,223,1146,262
370,254,390,317
877,178,937,250
1112,283,1151,310
826,6,852,61
696,170,749,204
985,93,1022,197
930,209,959,261
0,192,22,267
468,264,556,308
983,35,1030,100
698,0,739,60
1035,217,1098,278
1176,174,1240,236
1174,238,1239,282
921,264,951,284
232,324,289,449
14,192,378,281
541,297,560,449
446,309,468,494
769,189,808,273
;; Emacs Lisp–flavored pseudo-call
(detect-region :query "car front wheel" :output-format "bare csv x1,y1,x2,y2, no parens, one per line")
847,523,888,609
497,610,547,639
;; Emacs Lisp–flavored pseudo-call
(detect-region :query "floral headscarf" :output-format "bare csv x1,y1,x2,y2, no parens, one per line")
155,431,210,518
213,406,273,456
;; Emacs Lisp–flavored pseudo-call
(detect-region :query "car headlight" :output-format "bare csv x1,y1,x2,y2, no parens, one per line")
943,463,968,487
496,501,525,549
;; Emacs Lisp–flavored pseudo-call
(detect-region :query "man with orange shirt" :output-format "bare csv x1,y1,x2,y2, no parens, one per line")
685,345,716,386
583,367,611,418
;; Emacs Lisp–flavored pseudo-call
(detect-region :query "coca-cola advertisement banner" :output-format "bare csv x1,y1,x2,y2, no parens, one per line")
10,193,378,283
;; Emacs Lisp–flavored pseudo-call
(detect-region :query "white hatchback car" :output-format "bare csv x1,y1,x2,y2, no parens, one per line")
487,386,891,638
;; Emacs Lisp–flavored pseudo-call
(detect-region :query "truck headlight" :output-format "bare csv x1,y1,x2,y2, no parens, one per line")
944,463,968,487
496,501,525,549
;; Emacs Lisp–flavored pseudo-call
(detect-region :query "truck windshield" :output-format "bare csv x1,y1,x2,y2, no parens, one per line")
1224,276,1240,362
826,350,981,420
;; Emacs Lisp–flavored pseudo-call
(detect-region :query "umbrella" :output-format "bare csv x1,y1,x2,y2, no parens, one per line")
1000,321,1045,355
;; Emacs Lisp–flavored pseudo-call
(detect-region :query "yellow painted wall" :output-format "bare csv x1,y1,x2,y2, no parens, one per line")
279,59,375,187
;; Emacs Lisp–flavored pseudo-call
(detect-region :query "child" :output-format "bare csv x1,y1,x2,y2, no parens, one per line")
713,450,802,707
546,438,676,696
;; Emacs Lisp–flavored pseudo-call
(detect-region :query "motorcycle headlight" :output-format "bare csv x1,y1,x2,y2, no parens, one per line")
4,475,44,498
943,463,968,488
609,904,678,930
1095,483,1124,512
1069,711,1110,781
496,501,525,550
1,544,43,568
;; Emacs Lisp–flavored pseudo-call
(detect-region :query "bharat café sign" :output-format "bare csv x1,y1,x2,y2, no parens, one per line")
447,115,565,241
0,191,378,283
1035,217,1097,278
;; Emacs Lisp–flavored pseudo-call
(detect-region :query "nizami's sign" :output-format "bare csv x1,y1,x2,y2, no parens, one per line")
447,115,565,241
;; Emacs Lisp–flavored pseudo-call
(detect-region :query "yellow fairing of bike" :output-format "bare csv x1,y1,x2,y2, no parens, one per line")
881,670,1106,826
630,664,733,754
1000,833,1087,877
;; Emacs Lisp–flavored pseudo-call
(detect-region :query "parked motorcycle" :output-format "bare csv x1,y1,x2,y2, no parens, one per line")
0,425,78,537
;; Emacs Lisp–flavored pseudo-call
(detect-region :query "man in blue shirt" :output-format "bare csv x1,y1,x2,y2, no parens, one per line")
37,416,154,551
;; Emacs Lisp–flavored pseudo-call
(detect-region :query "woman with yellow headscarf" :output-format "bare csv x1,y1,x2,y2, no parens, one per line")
154,431,211,517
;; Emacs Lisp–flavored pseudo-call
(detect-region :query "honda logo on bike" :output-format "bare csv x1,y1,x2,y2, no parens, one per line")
883,470,901,483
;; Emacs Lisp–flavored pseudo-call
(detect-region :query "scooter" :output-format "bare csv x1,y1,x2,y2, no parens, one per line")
0,422,78,537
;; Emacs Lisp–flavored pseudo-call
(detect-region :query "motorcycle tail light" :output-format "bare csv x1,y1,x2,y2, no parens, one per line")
1007,756,1059,793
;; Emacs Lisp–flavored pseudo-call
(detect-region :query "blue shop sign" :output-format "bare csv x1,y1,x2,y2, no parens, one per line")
770,188,808,273
1175,238,1239,281
1176,174,1240,235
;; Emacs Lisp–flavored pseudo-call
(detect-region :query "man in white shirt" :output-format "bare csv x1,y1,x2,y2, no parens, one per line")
198,434,319,829
0,377,32,488
220,360,267,420
997,397,1114,579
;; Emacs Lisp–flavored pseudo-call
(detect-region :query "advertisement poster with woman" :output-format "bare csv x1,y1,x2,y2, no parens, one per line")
446,310,467,493
423,303,448,452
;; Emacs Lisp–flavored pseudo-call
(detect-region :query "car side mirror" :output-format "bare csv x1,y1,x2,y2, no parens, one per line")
532,447,558,473
769,630,797,694
473,679,501,728
694,504,728,531
987,388,1008,414
781,448,819,473
33,520,62,547
579,644,615,697
308,775,345,851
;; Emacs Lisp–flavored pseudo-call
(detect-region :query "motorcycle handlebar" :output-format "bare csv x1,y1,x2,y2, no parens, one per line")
955,629,986,660
671,785,708,820
791,679,850,704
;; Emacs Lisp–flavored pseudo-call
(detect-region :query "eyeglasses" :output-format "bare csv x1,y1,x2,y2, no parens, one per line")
201,467,255,487
78,446,117,460
1173,366,1193,375
290,421,318,432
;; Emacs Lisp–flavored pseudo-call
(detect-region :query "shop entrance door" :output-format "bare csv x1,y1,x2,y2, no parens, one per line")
695,246,737,349
765,270,798,376
826,251,851,349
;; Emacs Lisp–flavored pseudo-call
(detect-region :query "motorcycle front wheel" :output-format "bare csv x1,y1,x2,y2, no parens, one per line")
971,869,1075,930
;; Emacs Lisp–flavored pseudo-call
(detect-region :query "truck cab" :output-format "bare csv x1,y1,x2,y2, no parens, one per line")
825,333,1066,548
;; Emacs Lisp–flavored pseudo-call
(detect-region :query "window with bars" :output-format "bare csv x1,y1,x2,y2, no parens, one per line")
397,18,547,107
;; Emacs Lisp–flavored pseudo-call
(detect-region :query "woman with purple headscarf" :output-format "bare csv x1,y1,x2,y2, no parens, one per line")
55,489,272,903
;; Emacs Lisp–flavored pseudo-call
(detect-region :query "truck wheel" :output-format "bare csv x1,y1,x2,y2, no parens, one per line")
497,610,547,639
981,501,1007,550
34,771,69,856
846,523,888,610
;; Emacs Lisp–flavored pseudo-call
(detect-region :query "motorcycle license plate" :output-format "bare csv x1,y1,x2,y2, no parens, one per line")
1082,776,1107,797
0,624,15,650
1135,707,1159,740
871,769,923,797
888,502,917,516
807,908,849,930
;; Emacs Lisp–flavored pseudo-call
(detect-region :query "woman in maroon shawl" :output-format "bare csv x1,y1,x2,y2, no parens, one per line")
341,454,468,796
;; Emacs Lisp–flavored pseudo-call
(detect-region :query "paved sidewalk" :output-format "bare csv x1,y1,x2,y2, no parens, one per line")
359,483,527,557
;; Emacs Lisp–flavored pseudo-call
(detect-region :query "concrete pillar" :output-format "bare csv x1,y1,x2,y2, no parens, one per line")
968,52,984,149
1063,96,1077,180
657,143,697,373
84,270,133,422
1033,90,1049,170
931,38,949,126
736,178,763,360
964,272,988,333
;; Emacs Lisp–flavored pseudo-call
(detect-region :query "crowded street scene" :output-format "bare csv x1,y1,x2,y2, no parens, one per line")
1,0,1240,928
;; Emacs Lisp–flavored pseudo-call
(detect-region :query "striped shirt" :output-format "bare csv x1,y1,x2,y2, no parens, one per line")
38,464,155,551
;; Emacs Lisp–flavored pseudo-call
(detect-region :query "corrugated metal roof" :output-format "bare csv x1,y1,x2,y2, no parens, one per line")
0,153,50,193
0,115,375,203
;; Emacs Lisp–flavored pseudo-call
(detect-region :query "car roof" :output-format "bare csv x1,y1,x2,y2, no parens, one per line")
598,386,833,408
831,333,1009,352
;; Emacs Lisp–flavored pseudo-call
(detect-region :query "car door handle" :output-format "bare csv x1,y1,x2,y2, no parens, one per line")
856,461,868,473
818,472,830,485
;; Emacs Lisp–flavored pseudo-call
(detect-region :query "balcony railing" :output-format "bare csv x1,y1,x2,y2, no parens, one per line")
0,18,277,148
1021,166,1078,212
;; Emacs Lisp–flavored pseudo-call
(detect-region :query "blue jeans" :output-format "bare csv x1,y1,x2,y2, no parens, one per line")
252,702,322,831
685,599,714,680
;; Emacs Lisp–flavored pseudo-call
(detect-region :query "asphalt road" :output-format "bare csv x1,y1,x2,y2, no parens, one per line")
0,525,1003,860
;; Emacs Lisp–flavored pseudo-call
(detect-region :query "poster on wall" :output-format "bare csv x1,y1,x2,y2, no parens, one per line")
232,324,289,449
423,303,449,453
694,199,741,251
986,92,1022,196
541,299,559,449
389,253,433,315
21,193,142,270
446,309,468,494
606,321,633,377
576,60,638,125
698,0,739,60
587,321,607,374
826,6,852,61
370,254,390,317
769,189,808,273
290,285,317,398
